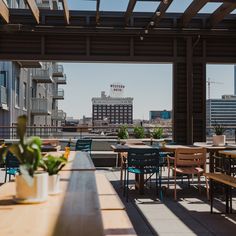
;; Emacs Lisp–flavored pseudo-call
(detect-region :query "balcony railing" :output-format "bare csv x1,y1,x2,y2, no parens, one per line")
52,110,66,120
53,75,67,84
52,64,64,77
0,86,8,109
31,98,51,115
53,88,64,100
31,68,53,83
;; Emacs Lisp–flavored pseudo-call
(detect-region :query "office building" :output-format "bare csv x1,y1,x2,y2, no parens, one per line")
92,84,133,125
206,95,236,127
149,110,172,121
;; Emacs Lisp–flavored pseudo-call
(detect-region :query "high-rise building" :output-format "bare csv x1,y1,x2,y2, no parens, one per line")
92,84,133,125
206,95,236,127
149,110,172,121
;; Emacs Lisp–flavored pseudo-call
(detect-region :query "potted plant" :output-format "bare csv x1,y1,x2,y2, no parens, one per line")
8,115,48,203
212,123,226,146
152,127,163,139
117,125,129,140
133,126,145,139
40,155,67,195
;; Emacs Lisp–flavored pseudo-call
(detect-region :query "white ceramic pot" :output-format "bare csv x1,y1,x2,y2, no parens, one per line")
48,174,61,195
212,135,226,146
15,172,48,204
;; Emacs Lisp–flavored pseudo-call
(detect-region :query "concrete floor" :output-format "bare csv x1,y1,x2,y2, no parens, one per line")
1,168,236,236
99,168,236,236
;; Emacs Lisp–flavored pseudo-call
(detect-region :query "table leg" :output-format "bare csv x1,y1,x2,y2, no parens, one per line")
209,151,215,173
134,174,144,194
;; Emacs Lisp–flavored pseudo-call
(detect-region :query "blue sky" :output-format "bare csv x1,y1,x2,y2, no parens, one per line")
60,1,236,119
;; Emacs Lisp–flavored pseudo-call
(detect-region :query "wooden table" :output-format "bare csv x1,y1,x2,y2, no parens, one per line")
194,142,236,173
0,151,103,236
111,144,158,194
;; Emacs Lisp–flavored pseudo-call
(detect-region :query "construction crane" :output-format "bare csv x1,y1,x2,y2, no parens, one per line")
206,78,223,100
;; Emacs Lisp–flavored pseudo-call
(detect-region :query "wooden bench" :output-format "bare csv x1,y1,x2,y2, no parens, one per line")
95,173,137,235
204,173,236,213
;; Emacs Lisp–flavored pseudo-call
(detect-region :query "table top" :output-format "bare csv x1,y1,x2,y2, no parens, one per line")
194,142,236,151
218,150,236,159
0,154,103,236
111,143,157,152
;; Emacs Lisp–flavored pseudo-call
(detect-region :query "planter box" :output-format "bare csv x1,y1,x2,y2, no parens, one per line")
15,172,48,203
212,135,226,146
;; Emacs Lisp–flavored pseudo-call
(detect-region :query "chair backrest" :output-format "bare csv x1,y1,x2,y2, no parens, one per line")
175,147,206,168
5,151,20,168
75,139,92,152
127,148,159,168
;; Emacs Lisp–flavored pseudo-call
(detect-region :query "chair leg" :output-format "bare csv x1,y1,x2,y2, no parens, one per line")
123,165,127,197
167,167,170,189
4,170,7,183
205,176,209,200
159,169,163,201
210,179,214,214
198,174,201,194
126,171,129,202
174,171,177,200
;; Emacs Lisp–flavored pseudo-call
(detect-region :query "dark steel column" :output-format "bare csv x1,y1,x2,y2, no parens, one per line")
186,37,193,144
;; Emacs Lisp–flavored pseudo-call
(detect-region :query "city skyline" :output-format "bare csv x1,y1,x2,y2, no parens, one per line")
60,63,235,120
57,0,236,120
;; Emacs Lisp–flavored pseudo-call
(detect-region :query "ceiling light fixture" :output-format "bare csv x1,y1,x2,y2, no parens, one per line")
150,21,154,26
140,35,144,41
144,29,148,34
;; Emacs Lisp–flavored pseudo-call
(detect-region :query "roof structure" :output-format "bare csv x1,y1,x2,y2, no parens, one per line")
0,0,235,29
0,0,236,145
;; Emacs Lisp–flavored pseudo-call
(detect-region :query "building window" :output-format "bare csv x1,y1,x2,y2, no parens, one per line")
23,82,27,109
0,71,7,87
15,77,20,107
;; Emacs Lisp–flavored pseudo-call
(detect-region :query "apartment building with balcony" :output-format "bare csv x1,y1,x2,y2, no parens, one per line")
0,61,67,128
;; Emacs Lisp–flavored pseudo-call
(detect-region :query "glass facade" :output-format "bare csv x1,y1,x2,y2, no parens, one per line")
206,97,236,127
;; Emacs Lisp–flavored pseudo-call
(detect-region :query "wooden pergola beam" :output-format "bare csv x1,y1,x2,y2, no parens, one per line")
61,0,70,24
0,0,9,23
96,0,100,25
25,0,40,24
181,0,209,27
124,0,137,25
208,2,236,28
153,0,173,26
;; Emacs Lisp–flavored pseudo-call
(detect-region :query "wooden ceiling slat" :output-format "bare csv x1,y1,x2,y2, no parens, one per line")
25,0,40,24
181,0,209,27
96,0,100,25
0,0,9,23
153,0,173,26
61,0,70,24
124,0,137,25
208,2,236,27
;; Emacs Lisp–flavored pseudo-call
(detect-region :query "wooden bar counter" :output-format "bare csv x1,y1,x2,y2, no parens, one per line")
0,151,103,236
0,151,136,236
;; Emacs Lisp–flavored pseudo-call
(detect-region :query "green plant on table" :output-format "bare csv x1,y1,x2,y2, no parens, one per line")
152,127,163,139
133,126,145,139
8,115,42,177
40,155,67,176
213,123,225,135
117,125,129,139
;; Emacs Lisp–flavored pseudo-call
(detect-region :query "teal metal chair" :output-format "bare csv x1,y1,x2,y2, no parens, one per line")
75,139,92,154
124,148,162,202
4,151,20,182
